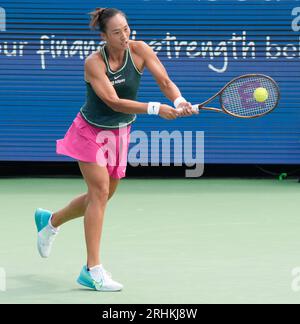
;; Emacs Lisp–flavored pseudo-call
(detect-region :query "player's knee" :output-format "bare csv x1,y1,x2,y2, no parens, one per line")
89,185,109,202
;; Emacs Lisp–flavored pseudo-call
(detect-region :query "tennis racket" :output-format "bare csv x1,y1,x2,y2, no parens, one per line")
179,74,280,119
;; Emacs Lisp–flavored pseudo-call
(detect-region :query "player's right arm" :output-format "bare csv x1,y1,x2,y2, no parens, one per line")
84,54,178,120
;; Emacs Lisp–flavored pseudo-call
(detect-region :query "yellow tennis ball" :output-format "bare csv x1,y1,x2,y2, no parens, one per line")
254,87,269,102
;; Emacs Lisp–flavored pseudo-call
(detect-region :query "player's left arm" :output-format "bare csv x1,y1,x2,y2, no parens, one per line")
133,41,196,116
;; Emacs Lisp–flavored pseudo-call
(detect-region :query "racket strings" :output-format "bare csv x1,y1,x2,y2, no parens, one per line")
221,77,279,117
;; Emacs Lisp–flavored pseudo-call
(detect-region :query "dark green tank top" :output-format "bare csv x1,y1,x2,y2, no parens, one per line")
80,44,142,129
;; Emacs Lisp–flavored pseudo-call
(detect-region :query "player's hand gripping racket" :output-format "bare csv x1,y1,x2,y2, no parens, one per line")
179,74,280,119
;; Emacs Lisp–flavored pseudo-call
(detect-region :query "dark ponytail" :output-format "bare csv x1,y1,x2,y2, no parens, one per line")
89,8,127,33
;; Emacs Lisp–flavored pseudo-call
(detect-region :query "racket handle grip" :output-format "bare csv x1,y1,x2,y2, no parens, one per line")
177,104,199,113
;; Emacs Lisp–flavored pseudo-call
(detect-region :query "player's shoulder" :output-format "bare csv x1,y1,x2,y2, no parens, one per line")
85,51,96,62
85,49,105,71
129,40,152,55
85,50,102,64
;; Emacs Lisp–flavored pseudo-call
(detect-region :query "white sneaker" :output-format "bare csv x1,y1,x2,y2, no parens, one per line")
77,265,123,292
34,208,59,258
37,225,58,258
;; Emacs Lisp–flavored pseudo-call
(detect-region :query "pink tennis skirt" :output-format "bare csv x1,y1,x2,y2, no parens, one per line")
56,112,131,179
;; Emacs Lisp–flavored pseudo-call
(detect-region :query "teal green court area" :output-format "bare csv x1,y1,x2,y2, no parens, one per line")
0,178,299,304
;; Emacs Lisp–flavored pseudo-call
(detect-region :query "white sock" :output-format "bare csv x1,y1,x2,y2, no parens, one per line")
48,213,60,233
88,264,103,282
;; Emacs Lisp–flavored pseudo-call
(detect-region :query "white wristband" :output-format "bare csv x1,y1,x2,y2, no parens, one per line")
147,102,160,115
174,96,187,109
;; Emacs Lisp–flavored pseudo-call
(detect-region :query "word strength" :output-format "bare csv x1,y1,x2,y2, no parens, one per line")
101,307,198,321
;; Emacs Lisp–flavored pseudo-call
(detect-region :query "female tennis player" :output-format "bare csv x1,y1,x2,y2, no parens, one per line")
34,7,196,292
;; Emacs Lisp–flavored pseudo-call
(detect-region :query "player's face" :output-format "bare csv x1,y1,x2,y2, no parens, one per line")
102,14,131,49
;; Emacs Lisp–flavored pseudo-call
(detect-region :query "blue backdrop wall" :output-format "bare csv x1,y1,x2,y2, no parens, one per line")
0,0,299,163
